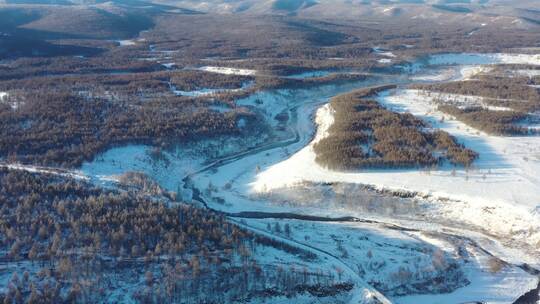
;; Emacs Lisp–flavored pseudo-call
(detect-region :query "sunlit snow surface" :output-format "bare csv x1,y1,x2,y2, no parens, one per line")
117,39,137,46
197,66,257,76
0,91,19,109
171,81,253,97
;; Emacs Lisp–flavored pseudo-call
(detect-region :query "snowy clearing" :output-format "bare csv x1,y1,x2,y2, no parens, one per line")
161,62,176,69
373,47,397,58
251,89,540,250
198,66,257,76
427,53,540,66
117,39,137,46
0,91,19,110
171,81,253,97
1,163,88,180
459,65,493,80
512,69,540,77
418,90,513,111
243,218,537,304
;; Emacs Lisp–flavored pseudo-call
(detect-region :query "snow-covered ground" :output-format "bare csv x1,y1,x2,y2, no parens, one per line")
397,231,537,304
0,163,88,180
234,219,392,304
117,39,137,46
198,66,257,76
243,218,537,304
427,53,540,66
373,47,397,58
81,132,271,199
0,91,19,110
512,69,540,78
81,145,202,194
171,81,253,97
162,62,176,69
251,88,540,251
421,90,513,111
459,65,493,80
402,53,540,74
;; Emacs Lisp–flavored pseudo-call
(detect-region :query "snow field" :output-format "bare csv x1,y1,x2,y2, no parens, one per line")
198,66,257,76
117,39,137,46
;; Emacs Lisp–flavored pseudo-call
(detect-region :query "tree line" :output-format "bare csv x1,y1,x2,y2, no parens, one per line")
0,91,258,167
313,86,478,170
413,77,539,112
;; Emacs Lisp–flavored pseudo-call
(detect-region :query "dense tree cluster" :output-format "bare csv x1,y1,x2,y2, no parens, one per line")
437,105,532,135
0,169,346,303
254,73,369,91
0,72,170,100
145,12,540,62
0,91,257,167
0,169,244,262
313,87,478,170
170,71,252,91
0,51,162,81
413,77,540,113
412,72,540,135
0,69,257,102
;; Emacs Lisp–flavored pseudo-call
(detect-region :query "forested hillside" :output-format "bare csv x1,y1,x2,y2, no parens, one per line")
0,169,351,303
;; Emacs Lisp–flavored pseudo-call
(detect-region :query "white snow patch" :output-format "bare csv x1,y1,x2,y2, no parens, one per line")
161,62,176,69
117,39,136,46
424,90,513,111
171,81,252,97
198,66,257,76
495,53,540,65
1,163,88,180
459,65,493,80
512,69,540,78
0,92,21,110
373,47,396,58
427,53,540,66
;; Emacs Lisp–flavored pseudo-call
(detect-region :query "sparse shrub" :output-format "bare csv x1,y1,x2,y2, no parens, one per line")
487,257,505,273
